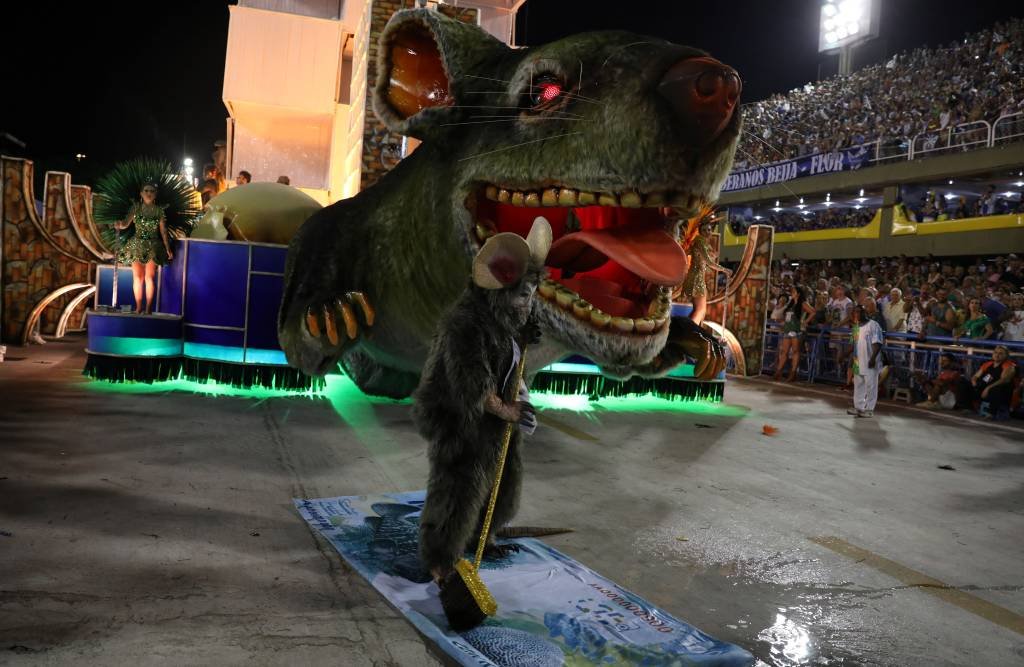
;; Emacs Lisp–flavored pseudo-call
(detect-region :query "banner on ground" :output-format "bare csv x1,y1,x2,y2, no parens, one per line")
295,491,754,666
722,143,873,193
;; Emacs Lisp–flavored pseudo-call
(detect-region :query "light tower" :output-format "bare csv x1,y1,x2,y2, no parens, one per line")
819,0,881,76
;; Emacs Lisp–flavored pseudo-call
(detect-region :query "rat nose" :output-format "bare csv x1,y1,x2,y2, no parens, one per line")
658,56,741,146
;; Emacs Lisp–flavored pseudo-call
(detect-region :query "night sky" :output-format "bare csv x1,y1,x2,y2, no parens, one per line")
2,1,1019,188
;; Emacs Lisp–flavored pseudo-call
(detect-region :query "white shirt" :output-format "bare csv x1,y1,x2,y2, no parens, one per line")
882,300,907,332
1003,310,1024,342
854,319,884,375
827,296,853,326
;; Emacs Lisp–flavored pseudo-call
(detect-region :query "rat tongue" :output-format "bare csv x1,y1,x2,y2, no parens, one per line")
546,223,688,286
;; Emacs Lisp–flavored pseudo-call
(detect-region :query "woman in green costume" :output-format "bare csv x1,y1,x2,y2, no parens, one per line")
114,183,174,314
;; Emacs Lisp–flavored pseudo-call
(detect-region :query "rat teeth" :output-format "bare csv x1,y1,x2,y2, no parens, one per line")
475,223,496,242
634,318,656,333
538,280,557,299
487,186,681,210
645,192,665,207
557,189,578,206
572,299,592,319
590,309,611,329
555,288,575,309
611,316,635,332
619,192,642,208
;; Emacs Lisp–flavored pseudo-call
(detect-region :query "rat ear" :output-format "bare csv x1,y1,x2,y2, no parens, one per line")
373,9,508,139
473,232,530,290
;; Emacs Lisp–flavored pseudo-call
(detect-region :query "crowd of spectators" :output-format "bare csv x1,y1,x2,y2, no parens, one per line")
768,253,1024,342
903,186,1024,222
764,253,1023,418
730,206,874,235
735,18,1024,169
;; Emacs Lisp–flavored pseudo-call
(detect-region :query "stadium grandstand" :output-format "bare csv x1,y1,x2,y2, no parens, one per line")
716,14,1023,420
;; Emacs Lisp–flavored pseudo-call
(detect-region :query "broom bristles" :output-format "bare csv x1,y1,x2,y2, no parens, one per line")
439,559,494,631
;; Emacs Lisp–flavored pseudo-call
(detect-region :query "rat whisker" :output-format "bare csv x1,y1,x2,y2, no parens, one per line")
458,131,583,162
732,145,803,201
442,118,593,127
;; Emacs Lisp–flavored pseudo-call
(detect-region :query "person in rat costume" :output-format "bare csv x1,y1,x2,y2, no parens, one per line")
413,218,551,588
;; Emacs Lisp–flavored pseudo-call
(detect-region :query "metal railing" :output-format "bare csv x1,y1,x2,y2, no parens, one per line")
735,113,1022,181
993,111,1024,146
873,137,912,163
910,120,992,160
759,323,1024,390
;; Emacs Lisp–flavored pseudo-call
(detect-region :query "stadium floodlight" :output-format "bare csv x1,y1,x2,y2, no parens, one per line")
819,0,881,70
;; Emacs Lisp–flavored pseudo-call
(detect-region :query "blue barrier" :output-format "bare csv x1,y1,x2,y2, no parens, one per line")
761,324,1024,389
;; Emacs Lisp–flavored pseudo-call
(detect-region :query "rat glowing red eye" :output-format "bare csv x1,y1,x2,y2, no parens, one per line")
527,77,565,109
538,82,562,102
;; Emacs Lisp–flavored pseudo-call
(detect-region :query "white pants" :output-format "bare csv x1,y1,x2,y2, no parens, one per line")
853,370,880,411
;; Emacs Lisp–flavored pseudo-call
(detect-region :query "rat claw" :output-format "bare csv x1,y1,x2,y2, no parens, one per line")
323,304,339,346
337,299,358,340
348,291,375,327
305,308,321,338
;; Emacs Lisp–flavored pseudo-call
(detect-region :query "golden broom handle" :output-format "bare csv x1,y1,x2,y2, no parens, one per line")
472,346,528,571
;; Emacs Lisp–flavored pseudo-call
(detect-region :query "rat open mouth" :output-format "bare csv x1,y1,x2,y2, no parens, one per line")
466,184,704,336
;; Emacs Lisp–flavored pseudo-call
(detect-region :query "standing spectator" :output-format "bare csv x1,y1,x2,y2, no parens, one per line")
846,305,884,418
955,298,993,339
905,292,926,337
774,285,815,382
1001,293,1024,342
883,288,908,332
1002,255,1023,290
925,288,956,337
971,346,1017,419
863,296,886,332
235,170,252,186
827,286,853,328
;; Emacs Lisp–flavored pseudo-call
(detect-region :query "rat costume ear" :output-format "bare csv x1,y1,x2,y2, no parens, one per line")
473,217,551,290
473,233,529,290
373,8,508,139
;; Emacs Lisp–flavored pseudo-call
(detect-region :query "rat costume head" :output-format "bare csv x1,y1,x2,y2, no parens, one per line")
472,217,552,327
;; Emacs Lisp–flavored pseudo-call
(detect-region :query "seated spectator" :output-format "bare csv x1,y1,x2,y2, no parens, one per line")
971,345,1018,419
235,170,252,186
276,175,291,185
915,353,972,409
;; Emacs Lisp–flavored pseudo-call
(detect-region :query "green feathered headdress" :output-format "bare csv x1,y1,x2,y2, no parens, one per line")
94,157,201,250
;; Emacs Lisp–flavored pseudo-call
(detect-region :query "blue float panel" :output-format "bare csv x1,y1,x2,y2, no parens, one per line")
184,241,249,328
251,245,287,274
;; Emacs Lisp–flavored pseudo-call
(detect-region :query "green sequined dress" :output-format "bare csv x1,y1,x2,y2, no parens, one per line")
117,204,169,265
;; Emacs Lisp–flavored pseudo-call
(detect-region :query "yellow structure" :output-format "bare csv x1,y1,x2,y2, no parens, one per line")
222,0,525,205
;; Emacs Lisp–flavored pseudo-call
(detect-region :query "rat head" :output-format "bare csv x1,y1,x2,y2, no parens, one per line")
472,218,552,329
374,10,741,371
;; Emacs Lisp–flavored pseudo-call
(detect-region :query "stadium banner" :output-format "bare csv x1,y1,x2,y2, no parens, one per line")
722,143,873,192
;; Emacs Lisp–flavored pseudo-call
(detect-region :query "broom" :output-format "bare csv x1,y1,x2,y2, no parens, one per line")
439,344,529,631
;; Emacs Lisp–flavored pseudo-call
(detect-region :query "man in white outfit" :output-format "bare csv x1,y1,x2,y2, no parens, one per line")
847,305,884,418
